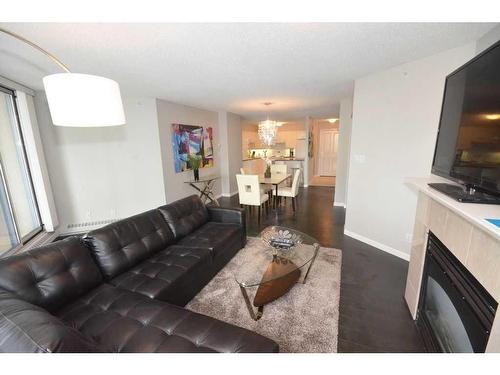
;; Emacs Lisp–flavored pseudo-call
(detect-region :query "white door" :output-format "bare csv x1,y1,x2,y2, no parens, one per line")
318,129,338,176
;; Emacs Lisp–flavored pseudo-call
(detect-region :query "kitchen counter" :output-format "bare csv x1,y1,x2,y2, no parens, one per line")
242,158,304,161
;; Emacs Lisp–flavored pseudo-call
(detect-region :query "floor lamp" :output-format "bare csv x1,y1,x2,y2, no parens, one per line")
0,27,126,127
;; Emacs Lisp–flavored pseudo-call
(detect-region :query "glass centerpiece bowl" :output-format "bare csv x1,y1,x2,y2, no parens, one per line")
261,226,303,254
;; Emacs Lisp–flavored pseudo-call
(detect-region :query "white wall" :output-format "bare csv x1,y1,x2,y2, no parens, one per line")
475,24,500,54
334,97,353,207
218,111,242,196
33,93,231,232
344,43,476,260
34,94,166,233
156,99,221,203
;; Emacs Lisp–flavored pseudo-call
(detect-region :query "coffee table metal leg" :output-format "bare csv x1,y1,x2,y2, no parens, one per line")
302,244,320,284
239,285,264,321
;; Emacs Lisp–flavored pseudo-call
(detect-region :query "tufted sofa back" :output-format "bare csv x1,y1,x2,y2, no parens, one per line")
0,237,102,313
0,289,104,352
158,195,209,240
83,209,175,279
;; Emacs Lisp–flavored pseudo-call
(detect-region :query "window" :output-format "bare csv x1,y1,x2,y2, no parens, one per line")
0,86,42,254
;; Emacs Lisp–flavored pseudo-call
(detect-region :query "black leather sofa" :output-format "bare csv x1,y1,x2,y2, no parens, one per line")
0,195,278,353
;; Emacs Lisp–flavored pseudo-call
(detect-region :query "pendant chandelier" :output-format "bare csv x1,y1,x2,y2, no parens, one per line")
258,102,278,146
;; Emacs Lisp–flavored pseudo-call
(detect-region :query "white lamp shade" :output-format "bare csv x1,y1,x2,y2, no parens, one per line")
43,73,126,127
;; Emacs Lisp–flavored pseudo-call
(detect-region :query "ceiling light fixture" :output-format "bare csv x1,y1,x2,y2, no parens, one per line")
258,102,278,146
0,27,125,127
484,113,500,121
328,118,339,123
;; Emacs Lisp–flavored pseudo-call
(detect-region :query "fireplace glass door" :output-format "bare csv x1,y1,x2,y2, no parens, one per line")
417,232,497,353
423,273,473,352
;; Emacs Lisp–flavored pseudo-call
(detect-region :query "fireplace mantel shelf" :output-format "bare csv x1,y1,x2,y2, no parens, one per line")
405,175,500,241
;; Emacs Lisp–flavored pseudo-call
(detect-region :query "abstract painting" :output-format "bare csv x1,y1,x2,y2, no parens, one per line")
172,124,214,173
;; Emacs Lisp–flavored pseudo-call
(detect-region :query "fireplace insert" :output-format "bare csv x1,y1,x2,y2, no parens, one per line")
416,232,497,352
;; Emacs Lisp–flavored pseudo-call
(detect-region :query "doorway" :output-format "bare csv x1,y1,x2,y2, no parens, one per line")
318,128,338,176
309,120,338,187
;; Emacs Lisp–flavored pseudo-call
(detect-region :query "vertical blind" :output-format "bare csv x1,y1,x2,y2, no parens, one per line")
0,86,42,254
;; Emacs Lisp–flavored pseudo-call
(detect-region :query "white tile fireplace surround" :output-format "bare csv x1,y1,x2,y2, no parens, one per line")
405,176,500,352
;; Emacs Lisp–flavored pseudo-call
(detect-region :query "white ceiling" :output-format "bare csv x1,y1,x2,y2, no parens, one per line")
0,23,496,120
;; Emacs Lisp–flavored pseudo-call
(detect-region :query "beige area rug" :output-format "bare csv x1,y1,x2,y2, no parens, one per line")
186,237,342,352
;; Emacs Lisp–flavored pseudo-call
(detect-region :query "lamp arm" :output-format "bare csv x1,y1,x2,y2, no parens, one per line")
0,27,71,73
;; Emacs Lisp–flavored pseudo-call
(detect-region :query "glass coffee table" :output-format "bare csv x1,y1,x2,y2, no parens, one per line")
234,226,321,320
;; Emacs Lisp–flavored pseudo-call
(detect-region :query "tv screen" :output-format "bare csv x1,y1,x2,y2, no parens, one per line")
432,41,500,196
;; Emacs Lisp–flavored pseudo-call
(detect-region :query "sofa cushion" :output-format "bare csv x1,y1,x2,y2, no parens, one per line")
109,245,212,303
0,289,104,353
56,284,279,353
83,209,175,279
177,222,243,259
158,195,209,239
0,237,102,313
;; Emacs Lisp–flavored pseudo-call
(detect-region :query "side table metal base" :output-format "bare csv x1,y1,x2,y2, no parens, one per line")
186,178,220,206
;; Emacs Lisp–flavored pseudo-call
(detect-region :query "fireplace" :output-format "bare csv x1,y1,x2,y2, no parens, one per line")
416,232,498,352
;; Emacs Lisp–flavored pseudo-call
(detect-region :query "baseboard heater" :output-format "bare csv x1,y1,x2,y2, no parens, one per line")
65,218,121,233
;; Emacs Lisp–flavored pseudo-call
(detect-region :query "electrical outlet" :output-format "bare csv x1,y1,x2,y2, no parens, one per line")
405,233,413,244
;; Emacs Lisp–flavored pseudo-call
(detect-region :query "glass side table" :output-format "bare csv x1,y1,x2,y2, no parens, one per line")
184,174,220,206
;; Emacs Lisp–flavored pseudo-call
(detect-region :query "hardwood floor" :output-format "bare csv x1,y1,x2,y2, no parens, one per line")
309,175,336,187
216,186,425,352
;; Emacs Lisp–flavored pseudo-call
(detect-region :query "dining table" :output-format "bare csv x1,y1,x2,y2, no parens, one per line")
258,173,291,208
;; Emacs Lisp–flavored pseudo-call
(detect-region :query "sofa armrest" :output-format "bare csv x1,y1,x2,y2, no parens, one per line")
0,289,105,353
207,206,245,226
207,206,246,244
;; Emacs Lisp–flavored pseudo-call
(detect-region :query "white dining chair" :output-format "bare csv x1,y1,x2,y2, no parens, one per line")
270,164,287,175
277,169,301,211
236,174,269,221
271,163,289,188
241,167,273,197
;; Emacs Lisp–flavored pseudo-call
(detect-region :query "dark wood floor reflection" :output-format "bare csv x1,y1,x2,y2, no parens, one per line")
216,186,425,352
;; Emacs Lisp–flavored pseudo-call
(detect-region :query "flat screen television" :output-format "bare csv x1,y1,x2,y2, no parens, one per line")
431,39,500,204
